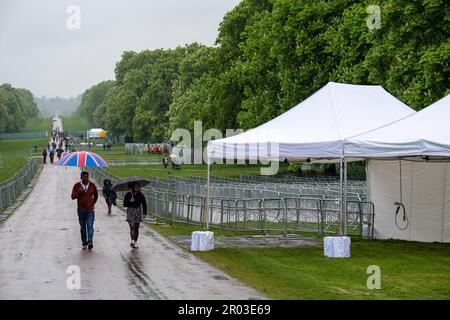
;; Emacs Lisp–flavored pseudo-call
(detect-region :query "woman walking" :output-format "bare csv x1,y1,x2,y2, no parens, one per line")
102,179,117,214
123,182,147,249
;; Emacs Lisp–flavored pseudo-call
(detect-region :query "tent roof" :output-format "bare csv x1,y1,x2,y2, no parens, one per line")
207,82,415,161
345,94,450,158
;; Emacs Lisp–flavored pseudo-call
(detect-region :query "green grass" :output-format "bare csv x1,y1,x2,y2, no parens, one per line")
61,117,90,132
107,163,265,179
100,144,275,178
89,143,162,162
87,141,286,179
19,117,52,133
0,137,48,182
148,220,450,300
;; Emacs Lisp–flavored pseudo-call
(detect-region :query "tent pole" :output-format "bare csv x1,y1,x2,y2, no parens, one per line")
344,157,348,236
205,159,211,231
339,156,344,235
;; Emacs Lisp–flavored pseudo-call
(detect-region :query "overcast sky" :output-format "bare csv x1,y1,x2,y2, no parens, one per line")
0,0,241,98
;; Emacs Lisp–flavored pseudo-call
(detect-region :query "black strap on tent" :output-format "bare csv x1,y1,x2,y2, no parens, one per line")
394,159,409,230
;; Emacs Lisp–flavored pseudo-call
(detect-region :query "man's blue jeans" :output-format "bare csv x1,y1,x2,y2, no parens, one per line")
77,209,95,246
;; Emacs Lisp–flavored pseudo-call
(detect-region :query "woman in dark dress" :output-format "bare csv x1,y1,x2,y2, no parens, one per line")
123,182,147,249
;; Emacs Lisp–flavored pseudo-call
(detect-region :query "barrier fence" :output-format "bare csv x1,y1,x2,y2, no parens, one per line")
0,158,42,213
0,132,48,140
86,167,374,238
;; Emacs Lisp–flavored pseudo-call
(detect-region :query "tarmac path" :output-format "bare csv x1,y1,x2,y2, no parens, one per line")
0,118,266,300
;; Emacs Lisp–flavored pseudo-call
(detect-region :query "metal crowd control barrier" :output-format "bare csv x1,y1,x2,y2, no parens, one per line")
86,167,375,238
0,158,42,213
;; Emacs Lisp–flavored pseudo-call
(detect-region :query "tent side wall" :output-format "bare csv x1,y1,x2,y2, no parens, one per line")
368,160,450,243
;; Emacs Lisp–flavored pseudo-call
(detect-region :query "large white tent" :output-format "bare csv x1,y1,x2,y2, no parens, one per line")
345,94,450,242
208,82,415,161
345,94,450,158
206,82,416,231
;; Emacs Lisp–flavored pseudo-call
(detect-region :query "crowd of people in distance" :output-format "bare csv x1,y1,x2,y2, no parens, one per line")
42,128,70,164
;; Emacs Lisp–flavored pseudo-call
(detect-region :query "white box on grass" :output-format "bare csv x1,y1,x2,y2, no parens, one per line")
191,231,214,251
324,236,351,258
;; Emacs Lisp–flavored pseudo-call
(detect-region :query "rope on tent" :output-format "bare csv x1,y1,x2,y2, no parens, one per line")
394,159,409,230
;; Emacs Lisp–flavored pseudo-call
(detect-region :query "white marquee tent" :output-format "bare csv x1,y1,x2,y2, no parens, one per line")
345,94,450,242
206,82,416,231
208,82,415,161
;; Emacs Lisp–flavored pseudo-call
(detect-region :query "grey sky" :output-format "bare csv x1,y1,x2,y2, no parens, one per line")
0,0,241,98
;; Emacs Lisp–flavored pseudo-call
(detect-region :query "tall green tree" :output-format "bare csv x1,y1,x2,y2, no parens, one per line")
80,0,449,142
76,80,115,125
0,84,38,133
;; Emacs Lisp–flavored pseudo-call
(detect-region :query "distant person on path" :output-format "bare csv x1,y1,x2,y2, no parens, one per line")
171,155,181,171
163,154,169,169
49,149,55,164
71,171,98,251
102,179,117,215
123,182,147,249
42,149,47,164
56,148,64,161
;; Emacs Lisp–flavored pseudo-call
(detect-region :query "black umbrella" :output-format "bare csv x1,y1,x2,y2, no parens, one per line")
111,176,151,192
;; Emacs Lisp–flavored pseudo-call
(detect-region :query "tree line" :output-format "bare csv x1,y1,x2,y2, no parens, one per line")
0,84,39,133
76,0,449,142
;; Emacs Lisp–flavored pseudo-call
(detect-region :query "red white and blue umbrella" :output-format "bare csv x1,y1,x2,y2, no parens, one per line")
57,151,109,167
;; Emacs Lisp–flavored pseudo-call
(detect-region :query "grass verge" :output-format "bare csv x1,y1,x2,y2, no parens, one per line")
0,137,48,183
107,163,270,179
61,117,90,132
147,219,450,300
19,117,52,133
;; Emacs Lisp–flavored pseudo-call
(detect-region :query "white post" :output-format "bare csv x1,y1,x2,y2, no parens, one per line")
205,158,211,231
343,157,348,236
339,156,344,235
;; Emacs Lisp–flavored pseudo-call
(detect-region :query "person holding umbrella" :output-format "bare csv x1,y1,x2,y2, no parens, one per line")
123,182,147,249
56,147,64,161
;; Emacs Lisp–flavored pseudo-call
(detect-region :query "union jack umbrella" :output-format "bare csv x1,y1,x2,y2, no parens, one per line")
57,151,109,167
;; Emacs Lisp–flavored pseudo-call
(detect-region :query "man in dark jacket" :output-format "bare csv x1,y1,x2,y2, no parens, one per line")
71,171,98,251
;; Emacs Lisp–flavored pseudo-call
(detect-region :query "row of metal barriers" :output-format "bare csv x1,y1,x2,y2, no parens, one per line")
0,158,42,214
86,167,374,238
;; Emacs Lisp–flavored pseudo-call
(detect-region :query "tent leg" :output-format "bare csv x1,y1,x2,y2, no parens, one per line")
343,157,348,236
205,160,211,231
339,157,343,235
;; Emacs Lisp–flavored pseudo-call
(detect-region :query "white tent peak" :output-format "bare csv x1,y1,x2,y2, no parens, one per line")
345,94,450,158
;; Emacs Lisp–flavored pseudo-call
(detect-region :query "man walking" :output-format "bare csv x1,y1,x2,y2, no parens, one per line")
71,171,98,251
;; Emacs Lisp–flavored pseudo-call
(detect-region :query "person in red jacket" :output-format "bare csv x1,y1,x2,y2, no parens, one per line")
71,171,98,251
